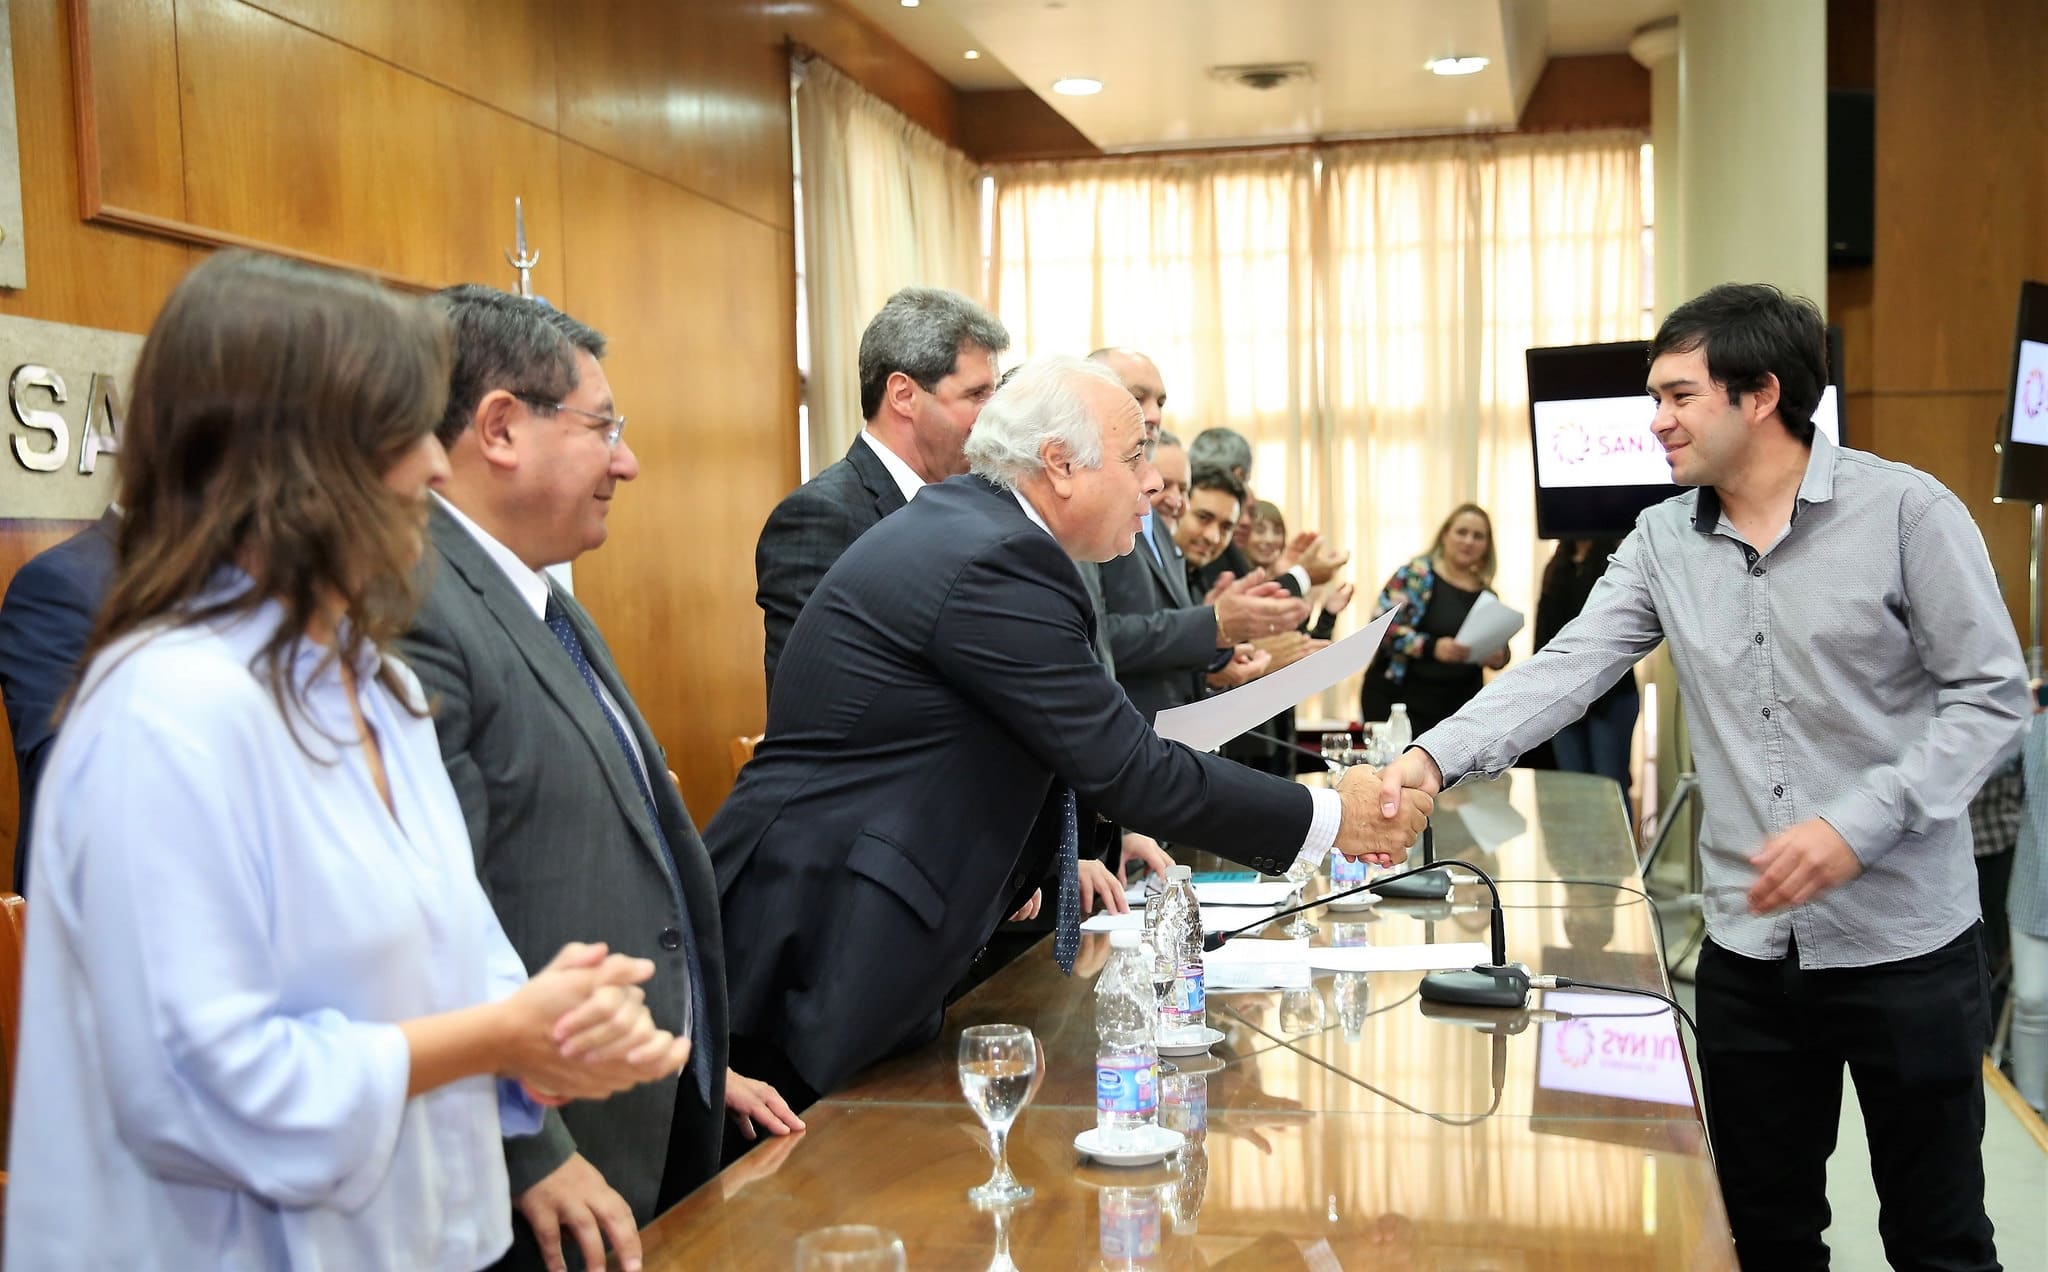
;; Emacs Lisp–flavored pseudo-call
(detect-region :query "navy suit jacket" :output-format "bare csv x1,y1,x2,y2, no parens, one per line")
707,476,1316,1095
755,435,906,694
0,511,118,892
1098,515,1214,721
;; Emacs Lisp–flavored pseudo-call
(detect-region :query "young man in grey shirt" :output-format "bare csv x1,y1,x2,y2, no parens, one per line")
1381,283,2025,1271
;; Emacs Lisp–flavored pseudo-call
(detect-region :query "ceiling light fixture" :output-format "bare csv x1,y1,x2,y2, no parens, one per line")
1052,76,1103,96
1425,55,1490,76
964,50,981,60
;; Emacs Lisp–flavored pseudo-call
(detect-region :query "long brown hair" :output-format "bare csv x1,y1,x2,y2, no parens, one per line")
1428,502,1497,584
79,250,451,742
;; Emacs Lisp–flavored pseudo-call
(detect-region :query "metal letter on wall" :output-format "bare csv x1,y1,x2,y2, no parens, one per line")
0,1,25,289
0,314,143,520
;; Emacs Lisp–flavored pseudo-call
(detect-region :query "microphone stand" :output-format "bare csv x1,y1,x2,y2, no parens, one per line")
1245,728,1453,900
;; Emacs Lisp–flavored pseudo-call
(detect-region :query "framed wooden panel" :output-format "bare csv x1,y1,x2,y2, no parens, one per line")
557,141,799,819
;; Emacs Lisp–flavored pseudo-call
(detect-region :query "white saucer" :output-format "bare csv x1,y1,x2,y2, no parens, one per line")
1074,1124,1185,1167
1325,890,1384,912
1154,1026,1226,1057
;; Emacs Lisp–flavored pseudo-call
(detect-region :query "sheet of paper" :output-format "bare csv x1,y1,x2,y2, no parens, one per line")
1204,935,1313,990
1303,941,1492,973
1453,591,1523,661
1154,606,1399,752
1080,904,1279,934
1451,798,1527,853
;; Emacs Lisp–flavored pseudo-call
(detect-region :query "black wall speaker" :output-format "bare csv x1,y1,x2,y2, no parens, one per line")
1828,89,1875,267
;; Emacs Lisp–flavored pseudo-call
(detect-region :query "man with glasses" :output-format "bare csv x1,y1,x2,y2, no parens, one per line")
755,287,1009,694
400,286,799,1272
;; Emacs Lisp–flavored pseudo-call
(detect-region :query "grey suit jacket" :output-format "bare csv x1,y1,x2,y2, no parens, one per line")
1098,516,1215,721
398,506,730,1241
755,436,907,694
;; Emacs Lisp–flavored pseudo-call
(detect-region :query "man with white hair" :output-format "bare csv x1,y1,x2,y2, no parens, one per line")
706,356,1433,1105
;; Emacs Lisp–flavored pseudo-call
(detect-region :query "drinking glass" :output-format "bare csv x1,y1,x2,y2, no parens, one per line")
982,1202,1021,1272
1278,984,1330,1037
794,1225,906,1271
958,1024,1037,1204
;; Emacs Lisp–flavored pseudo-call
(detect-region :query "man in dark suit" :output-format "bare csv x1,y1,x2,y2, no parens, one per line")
708,355,1432,1103
0,510,117,892
398,288,794,1272
1088,351,1300,721
756,287,1009,692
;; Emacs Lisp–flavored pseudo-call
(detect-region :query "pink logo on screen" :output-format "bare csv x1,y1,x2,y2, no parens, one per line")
2024,368,2046,421
1554,1018,1595,1069
1549,422,1591,466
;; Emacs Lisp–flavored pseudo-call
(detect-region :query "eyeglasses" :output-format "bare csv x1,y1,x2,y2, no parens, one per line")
513,393,628,448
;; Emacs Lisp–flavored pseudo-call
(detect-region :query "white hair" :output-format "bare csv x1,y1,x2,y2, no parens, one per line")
964,355,1126,489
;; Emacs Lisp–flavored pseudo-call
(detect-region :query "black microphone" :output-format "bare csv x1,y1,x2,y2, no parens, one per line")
1241,729,1452,901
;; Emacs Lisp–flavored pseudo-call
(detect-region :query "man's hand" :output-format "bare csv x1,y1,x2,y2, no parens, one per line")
514,1153,641,1272
1249,631,1327,674
1747,818,1863,914
725,1068,805,1141
1078,859,1129,915
1273,530,1322,578
1314,581,1356,617
1280,532,1351,586
1332,765,1432,865
1212,570,1310,643
1207,644,1271,689
1118,832,1174,884
1376,749,1444,822
1008,889,1042,922
1433,637,1473,663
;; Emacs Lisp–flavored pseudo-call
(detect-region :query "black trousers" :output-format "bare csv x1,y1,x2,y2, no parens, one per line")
1696,927,2000,1272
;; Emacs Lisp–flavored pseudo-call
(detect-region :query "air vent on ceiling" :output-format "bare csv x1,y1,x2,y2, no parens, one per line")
1207,62,1313,92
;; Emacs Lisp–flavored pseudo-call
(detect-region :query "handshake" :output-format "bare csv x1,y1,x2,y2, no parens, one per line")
494,942,692,1106
1327,754,1443,867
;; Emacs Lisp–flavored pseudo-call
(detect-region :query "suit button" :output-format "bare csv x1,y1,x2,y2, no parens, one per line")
659,928,682,951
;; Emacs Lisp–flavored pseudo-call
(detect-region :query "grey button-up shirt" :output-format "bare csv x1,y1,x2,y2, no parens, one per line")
1417,431,2029,968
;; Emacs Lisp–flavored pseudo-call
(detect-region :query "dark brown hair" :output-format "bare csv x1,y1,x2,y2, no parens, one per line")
80,250,452,741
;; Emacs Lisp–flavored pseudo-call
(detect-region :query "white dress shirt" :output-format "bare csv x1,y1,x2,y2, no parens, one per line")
860,429,928,504
6,588,541,1270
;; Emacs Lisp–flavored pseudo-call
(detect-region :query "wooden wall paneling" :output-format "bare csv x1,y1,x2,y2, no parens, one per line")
781,2,959,146
1514,54,1650,132
1829,266,1872,396
553,0,793,232
957,88,1100,164
1870,0,2048,394
239,0,560,131
165,0,566,293
556,142,799,819
70,0,184,222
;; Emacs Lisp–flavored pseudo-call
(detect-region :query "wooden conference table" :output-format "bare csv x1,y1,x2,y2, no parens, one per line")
641,770,1737,1269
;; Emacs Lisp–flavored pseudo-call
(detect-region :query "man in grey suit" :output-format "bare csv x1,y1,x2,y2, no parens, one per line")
755,287,1009,694
399,288,795,1272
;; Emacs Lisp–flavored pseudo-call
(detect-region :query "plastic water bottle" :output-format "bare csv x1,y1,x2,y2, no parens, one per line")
1095,930,1159,1150
1386,702,1413,755
1098,1185,1163,1268
1152,866,1206,1042
1329,845,1368,894
1161,1071,1210,1233
1334,970,1371,1042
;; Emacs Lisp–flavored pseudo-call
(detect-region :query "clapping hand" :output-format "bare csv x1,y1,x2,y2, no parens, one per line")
503,942,691,1103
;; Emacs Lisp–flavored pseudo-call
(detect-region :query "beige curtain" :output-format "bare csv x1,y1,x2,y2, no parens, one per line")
991,131,1646,712
794,57,982,472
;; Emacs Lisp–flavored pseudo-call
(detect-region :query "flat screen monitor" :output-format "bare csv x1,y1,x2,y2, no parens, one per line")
1527,329,1844,539
1995,281,2048,503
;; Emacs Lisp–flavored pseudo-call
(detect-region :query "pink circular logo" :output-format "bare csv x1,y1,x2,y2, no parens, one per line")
1554,1018,1595,1068
1550,422,1591,466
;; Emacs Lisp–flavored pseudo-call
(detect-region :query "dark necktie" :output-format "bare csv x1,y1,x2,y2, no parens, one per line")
1054,788,1081,974
544,593,711,1102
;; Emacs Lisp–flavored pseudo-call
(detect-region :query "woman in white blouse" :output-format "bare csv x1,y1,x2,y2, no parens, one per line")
4,250,690,1270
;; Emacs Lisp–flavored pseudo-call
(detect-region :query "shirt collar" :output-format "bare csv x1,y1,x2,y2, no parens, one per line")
1012,489,1055,538
859,430,927,504
433,492,553,621
1691,428,1839,535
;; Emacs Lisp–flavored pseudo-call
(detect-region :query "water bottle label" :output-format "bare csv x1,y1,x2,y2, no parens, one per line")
1172,965,1205,1019
1099,1192,1161,1257
1096,1054,1158,1116
1330,853,1368,886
